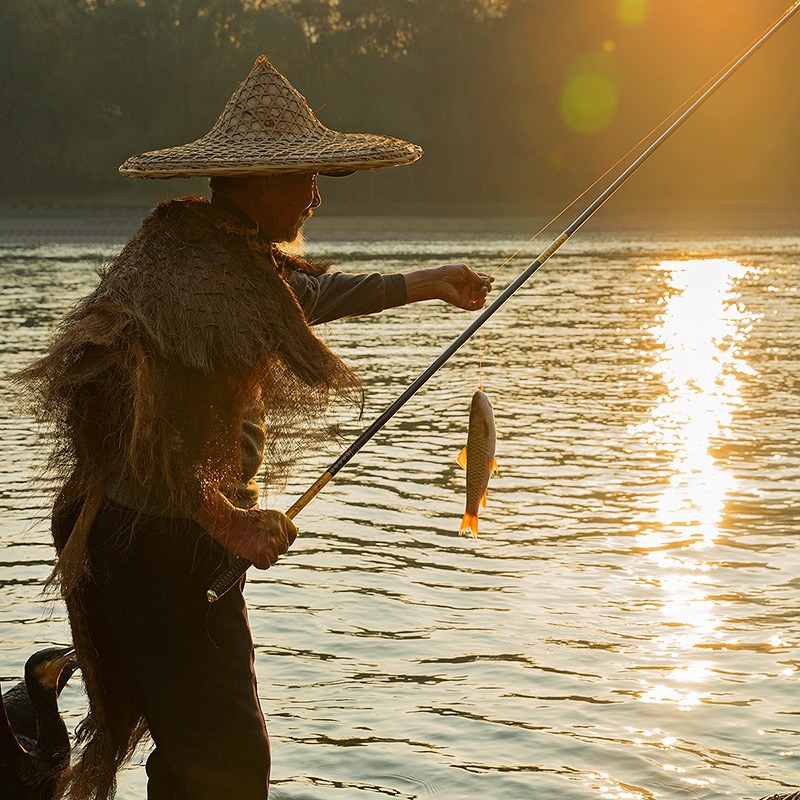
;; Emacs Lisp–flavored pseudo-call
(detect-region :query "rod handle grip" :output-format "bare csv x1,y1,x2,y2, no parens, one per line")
206,471,334,603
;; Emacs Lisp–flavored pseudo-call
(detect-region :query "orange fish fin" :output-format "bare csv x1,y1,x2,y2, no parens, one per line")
480,490,487,509
460,511,478,538
491,457,498,475
456,447,467,470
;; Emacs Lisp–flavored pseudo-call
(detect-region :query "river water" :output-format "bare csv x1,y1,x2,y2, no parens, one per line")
0,225,798,799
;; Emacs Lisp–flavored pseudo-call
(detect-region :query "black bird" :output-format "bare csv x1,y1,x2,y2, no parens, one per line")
0,647,77,799
3,648,78,744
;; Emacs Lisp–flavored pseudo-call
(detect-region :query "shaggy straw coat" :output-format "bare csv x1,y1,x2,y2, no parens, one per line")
15,197,360,799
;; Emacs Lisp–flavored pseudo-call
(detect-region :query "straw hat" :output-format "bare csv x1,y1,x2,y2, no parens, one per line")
119,56,422,179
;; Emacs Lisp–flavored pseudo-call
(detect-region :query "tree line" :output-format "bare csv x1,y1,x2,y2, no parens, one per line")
1,0,797,215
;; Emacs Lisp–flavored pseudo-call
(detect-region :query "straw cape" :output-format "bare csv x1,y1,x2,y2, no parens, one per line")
119,55,422,179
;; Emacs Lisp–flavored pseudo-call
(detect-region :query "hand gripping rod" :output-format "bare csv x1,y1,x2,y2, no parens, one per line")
207,1,800,603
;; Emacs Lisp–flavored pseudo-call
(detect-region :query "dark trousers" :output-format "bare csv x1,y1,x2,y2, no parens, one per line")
82,500,271,799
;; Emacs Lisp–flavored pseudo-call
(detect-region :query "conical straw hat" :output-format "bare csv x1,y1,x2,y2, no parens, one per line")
119,56,422,179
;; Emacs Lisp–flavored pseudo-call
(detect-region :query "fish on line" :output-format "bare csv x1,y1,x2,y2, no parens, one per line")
456,389,498,537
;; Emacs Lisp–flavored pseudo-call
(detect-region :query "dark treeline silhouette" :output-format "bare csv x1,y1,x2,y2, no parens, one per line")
1,0,798,216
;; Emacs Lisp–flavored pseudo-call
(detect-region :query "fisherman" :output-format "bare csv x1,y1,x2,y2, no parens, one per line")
17,57,492,800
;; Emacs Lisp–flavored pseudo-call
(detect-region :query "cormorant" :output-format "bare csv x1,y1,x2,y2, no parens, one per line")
0,647,77,799
4,647,77,744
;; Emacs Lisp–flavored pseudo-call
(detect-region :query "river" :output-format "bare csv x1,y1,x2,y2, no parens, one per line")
0,224,798,799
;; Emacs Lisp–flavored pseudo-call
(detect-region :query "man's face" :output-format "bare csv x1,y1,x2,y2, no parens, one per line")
243,172,322,244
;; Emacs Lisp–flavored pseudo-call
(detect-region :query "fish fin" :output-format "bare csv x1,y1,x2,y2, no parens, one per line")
460,511,478,538
480,490,487,509
456,447,467,470
491,457,498,476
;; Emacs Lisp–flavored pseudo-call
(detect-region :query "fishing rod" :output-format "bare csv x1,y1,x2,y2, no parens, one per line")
207,0,800,603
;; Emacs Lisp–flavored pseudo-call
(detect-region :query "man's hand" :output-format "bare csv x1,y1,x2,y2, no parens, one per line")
193,492,298,569
404,264,494,310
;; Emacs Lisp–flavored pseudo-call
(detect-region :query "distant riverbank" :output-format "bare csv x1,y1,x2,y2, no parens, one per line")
0,201,796,245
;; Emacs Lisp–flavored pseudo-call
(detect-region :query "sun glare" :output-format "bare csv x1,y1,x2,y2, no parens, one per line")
630,257,758,708
637,258,756,553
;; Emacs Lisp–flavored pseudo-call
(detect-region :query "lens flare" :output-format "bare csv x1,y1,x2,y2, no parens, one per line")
617,0,648,27
560,73,619,133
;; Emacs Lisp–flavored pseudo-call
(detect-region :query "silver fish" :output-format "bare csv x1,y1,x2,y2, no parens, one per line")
456,390,497,536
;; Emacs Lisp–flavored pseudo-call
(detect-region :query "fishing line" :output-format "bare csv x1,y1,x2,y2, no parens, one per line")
206,0,800,603
478,331,483,391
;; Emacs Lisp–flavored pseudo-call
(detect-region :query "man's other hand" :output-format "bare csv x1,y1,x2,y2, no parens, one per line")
404,264,494,310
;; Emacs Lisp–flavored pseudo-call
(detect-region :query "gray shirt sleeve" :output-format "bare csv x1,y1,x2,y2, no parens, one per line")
285,269,408,325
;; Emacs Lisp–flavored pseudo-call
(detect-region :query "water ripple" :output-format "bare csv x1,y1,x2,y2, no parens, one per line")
1,235,799,799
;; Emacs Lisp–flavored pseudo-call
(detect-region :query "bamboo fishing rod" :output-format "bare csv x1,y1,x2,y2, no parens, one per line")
207,0,800,603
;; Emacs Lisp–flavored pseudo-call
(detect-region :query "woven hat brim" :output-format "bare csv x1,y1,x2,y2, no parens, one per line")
119,131,422,179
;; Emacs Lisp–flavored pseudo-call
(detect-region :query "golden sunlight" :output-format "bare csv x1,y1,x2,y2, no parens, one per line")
632,258,758,706
638,258,756,553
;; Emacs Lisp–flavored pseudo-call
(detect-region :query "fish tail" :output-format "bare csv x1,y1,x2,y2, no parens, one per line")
459,511,478,538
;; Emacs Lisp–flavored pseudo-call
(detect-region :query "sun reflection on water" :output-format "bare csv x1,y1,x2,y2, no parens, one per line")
631,258,759,705
637,259,758,551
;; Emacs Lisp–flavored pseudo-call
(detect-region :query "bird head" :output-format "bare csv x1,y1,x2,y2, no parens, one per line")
27,647,78,691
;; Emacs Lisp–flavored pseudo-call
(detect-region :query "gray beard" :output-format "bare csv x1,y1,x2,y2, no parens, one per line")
280,222,308,254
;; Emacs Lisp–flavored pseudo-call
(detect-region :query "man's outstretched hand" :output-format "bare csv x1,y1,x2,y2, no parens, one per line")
404,264,494,310
193,492,298,569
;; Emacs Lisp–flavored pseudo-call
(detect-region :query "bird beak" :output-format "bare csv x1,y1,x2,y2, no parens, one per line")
42,648,77,687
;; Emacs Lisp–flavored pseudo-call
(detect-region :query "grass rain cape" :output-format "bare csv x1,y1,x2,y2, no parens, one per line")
14,196,360,798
